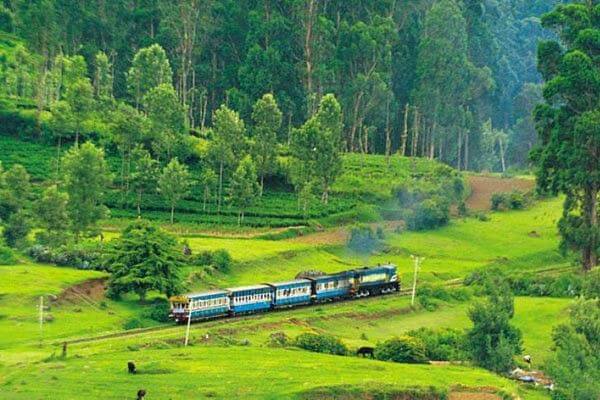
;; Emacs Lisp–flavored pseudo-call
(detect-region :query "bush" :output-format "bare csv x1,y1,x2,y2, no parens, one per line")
0,243,17,265
417,285,471,311
123,318,145,330
374,336,429,364
142,299,171,323
407,328,467,361
190,249,232,271
2,210,31,248
406,198,450,231
294,333,347,355
26,241,104,270
491,190,531,211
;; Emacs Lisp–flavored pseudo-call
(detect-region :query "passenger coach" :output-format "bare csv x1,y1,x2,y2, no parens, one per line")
169,264,399,323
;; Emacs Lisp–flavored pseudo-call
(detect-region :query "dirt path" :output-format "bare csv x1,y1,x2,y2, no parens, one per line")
466,175,535,211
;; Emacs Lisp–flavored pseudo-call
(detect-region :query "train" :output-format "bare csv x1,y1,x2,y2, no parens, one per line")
169,264,399,323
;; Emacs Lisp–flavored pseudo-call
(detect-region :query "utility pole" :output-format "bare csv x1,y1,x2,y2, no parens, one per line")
184,311,192,346
410,255,424,307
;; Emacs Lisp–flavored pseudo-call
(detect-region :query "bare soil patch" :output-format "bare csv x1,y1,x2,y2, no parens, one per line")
466,175,535,211
56,277,107,305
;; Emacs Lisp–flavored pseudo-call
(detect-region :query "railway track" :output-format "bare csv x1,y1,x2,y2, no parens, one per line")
52,264,569,347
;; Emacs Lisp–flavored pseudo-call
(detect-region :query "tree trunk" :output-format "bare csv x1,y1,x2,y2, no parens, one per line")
385,96,392,164
260,174,265,197
464,131,469,171
137,190,142,217
583,186,598,271
170,204,175,224
304,0,317,114
203,186,208,211
429,122,436,160
499,139,506,173
457,129,462,171
56,135,62,183
412,109,419,157
217,161,224,214
400,103,409,156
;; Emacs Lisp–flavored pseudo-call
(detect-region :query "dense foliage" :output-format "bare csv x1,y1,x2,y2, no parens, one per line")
294,333,347,356
547,298,600,400
0,0,560,172
374,336,429,364
533,1,600,271
466,276,522,373
105,220,184,301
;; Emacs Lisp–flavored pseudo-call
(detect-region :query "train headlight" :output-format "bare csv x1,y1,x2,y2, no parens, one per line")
390,274,398,282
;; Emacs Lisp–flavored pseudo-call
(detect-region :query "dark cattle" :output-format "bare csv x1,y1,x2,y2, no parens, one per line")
136,389,146,400
356,346,375,358
128,361,137,374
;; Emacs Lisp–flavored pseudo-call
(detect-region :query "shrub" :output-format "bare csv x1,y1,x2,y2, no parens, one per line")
491,193,508,211
491,190,531,211
212,249,232,271
27,241,104,270
190,249,232,271
374,336,429,364
294,333,347,355
406,198,450,231
268,331,290,347
3,210,31,248
407,328,467,361
0,243,17,265
142,299,171,323
417,285,471,311
123,318,145,330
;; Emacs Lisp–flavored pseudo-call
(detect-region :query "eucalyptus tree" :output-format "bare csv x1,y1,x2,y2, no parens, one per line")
533,1,600,271
251,93,282,195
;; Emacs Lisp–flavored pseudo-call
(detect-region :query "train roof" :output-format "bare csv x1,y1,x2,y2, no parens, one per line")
265,279,312,287
226,284,272,292
186,290,229,297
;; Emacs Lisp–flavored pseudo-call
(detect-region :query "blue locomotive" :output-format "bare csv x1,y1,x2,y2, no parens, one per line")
169,264,399,323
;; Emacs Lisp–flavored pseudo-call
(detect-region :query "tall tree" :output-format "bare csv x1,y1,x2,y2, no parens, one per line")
64,78,94,145
34,185,70,245
93,51,113,101
127,44,173,108
111,103,149,194
143,83,186,161
533,1,600,271
208,105,247,213
228,155,260,224
130,146,159,218
158,158,191,224
62,142,111,239
251,93,282,195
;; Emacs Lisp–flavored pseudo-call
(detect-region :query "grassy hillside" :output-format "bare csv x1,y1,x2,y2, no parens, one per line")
0,196,572,399
0,135,463,228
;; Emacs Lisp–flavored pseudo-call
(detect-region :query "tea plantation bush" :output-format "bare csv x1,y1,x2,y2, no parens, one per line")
295,333,347,355
374,336,429,364
189,249,233,271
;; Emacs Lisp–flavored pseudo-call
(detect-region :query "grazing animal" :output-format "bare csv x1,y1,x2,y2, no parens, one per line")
128,361,137,374
356,346,375,358
136,389,146,400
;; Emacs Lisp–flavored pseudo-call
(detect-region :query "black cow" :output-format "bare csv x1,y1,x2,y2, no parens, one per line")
136,389,146,400
128,361,137,374
356,347,375,358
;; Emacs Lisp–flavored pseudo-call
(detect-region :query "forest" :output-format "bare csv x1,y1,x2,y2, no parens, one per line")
0,0,561,172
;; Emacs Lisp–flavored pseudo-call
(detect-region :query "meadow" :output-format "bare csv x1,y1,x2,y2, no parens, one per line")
0,193,573,399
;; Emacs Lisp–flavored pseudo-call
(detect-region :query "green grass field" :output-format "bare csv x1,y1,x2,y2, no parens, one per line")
0,183,572,399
